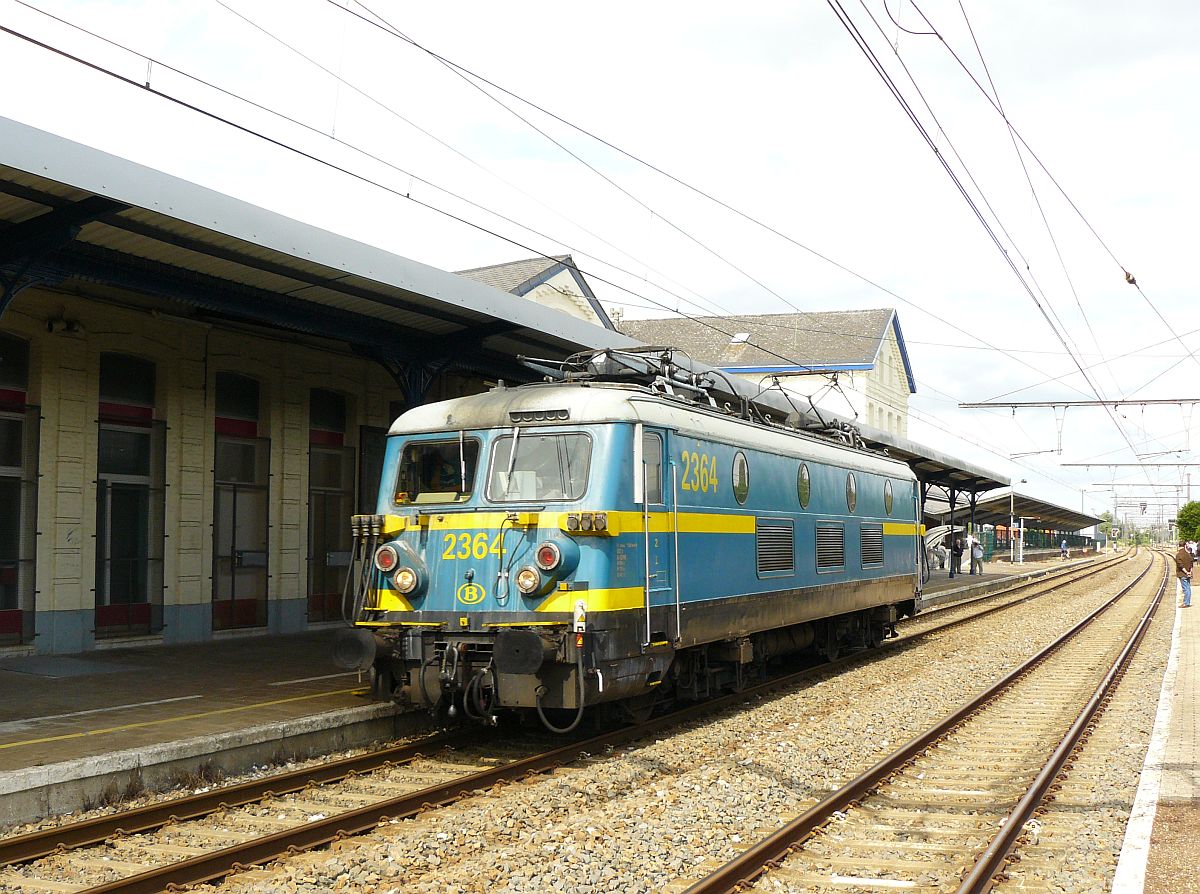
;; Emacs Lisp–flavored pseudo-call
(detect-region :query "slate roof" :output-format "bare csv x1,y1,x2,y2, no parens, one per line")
455,255,615,330
455,256,567,294
618,309,915,391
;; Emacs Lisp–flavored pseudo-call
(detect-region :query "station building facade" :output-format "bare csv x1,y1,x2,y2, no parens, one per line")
0,289,472,653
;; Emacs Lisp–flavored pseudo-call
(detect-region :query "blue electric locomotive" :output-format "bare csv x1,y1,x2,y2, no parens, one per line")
337,349,921,731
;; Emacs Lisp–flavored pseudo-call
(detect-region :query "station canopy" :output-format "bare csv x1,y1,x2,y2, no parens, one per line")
927,488,1101,533
855,425,1009,494
0,116,637,386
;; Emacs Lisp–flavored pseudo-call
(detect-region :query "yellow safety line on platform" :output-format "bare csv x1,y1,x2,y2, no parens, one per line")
0,687,369,752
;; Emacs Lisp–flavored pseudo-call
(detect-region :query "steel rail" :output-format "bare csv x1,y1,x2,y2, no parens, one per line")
955,554,1168,893
0,728,483,866
72,671,892,894
7,553,1133,891
681,551,1156,894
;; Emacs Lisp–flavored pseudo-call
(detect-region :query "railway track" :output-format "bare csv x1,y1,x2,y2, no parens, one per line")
678,549,1165,894
0,552,1141,894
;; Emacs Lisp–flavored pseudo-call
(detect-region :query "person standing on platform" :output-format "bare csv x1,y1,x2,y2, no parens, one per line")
951,536,964,573
1060,538,1069,559
1175,540,1193,608
971,538,984,575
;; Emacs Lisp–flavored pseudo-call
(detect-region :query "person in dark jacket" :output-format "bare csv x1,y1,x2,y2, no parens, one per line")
950,536,964,573
1175,540,1193,608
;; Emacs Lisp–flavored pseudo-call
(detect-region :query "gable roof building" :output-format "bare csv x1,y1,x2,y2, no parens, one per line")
456,255,615,331
620,308,917,437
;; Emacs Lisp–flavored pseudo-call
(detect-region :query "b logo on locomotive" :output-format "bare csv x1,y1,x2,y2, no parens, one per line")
456,582,487,605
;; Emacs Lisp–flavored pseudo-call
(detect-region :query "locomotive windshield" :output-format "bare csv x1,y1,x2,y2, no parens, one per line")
394,438,480,504
487,432,590,502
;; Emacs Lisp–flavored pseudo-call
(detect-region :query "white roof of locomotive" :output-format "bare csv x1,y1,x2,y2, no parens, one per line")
390,382,915,479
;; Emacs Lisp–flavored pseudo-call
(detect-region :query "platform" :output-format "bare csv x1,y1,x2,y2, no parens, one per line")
919,553,1098,610
1114,591,1200,893
0,628,407,826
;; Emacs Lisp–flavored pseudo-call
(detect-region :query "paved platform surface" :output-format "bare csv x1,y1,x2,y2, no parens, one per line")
923,553,1100,593
0,628,373,773
1112,568,1199,893
1142,596,1200,892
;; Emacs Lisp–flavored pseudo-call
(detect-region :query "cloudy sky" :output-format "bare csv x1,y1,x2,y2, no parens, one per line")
2,0,1197,527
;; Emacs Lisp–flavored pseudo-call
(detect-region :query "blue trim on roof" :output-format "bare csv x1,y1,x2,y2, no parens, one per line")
889,311,917,393
515,257,616,331
721,363,874,374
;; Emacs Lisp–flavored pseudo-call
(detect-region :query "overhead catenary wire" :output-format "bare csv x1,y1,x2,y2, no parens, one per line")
906,0,1200,381
981,324,1200,403
203,0,743,328
0,12,1011,462
822,0,1150,480
953,0,1117,398
0,10,851,383
5,2,858,382
854,0,1099,386
220,2,1197,464
4,3,1156,487
320,0,1105,403
133,0,1099,432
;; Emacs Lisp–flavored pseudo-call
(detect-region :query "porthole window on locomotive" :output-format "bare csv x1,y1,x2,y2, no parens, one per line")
884,479,894,516
797,463,811,509
846,472,857,513
732,451,750,505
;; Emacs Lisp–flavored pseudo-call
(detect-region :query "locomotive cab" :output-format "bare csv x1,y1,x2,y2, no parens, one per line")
337,393,640,732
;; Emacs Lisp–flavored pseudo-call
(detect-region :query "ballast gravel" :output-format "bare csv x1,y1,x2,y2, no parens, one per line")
201,558,1163,894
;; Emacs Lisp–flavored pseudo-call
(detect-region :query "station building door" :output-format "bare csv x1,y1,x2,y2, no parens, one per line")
95,353,164,637
307,388,354,622
212,373,269,630
0,333,37,645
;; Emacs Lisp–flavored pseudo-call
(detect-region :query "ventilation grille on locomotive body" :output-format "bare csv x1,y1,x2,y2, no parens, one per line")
756,518,795,573
860,524,884,567
815,524,845,570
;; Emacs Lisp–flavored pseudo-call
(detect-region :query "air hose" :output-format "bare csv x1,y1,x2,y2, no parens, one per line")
535,648,587,734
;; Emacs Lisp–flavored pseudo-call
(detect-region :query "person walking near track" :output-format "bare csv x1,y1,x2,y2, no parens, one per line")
1175,540,1193,608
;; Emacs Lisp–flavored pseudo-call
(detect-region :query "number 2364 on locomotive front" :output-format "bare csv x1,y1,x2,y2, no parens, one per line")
334,351,921,733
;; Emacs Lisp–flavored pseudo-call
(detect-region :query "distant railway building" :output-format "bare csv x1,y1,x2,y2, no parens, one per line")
619,309,916,438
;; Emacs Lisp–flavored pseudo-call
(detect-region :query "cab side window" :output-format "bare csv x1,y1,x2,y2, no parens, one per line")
641,432,663,505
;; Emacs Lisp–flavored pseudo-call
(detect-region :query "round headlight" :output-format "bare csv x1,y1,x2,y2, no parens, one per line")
393,567,418,594
566,514,581,532
516,566,541,594
374,544,399,573
593,512,607,531
580,513,594,532
535,541,562,571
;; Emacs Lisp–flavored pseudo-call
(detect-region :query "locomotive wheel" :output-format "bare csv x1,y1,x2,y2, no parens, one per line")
593,691,658,727
865,623,884,649
370,664,395,701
